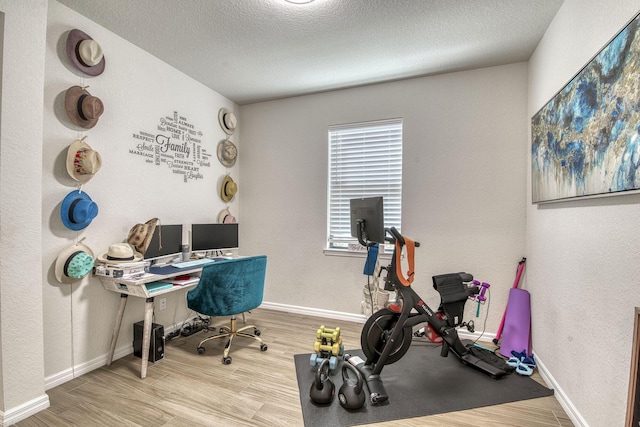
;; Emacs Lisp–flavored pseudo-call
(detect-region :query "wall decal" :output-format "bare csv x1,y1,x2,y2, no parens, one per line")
131,110,212,182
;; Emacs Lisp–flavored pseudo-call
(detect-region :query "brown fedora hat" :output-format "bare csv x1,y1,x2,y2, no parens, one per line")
65,86,104,129
66,29,106,76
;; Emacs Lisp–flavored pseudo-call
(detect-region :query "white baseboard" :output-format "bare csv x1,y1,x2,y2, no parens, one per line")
536,355,588,427
260,301,369,323
45,343,134,391
0,394,49,426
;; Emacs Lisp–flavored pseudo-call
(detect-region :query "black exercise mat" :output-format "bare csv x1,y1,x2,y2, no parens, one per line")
295,345,553,427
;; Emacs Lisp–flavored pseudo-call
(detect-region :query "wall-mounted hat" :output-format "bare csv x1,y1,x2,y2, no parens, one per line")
218,208,237,224
127,218,159,255
96,243,143,264
66,138,102,182
66,29,106,76
218,108,237,135
55,242,95,284
220,175,238,202
60,190,99,231
217,139,237,167
65,86,104,129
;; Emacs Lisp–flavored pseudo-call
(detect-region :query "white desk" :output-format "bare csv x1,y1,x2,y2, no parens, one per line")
97,265,205,379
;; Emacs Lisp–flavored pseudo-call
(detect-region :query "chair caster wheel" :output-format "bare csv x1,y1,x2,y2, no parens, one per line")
222,356,232,364
260,343,268,351
254,329,261,336
197,347,205,355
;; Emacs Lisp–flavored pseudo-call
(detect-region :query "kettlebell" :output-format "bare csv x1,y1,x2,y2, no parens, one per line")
338,363,365,410
309,359,334,404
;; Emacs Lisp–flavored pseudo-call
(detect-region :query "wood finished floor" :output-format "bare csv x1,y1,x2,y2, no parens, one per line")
15,308,574,426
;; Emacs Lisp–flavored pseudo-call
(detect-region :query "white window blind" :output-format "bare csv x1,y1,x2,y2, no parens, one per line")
327,118,403,250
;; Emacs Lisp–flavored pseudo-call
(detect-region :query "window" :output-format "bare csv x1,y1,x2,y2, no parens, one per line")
327,118,403,251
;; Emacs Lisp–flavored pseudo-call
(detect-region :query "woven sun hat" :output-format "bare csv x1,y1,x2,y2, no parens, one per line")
217,208,237,224
218,108,237,135
127,218,159,255
96,243,143,264
220,175,238,202
66,29,106,76
217,139,237,167
60,190,99,231
65,86,104,129
66,138,102,182
55,242,95,284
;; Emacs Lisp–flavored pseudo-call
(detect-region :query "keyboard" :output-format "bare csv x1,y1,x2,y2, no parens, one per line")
171,258,216,268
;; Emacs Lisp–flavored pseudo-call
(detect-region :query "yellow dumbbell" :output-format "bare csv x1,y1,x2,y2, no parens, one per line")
314,340,342,356
316,325,341,342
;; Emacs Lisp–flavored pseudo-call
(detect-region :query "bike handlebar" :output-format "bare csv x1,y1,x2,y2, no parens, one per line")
387,227,420,247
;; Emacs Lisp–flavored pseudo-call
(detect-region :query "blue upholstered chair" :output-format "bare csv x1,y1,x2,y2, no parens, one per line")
187,255,268,364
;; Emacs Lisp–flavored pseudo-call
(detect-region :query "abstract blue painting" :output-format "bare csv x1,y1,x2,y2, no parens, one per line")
532,11,640,203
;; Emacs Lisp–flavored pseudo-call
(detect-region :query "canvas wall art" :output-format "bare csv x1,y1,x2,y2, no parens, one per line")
531,11,640,203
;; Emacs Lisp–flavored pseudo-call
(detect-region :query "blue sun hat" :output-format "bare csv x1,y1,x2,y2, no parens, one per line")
60,190,98,230
55,242,95,284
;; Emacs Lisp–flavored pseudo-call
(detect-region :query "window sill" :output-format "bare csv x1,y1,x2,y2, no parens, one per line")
323,248,392,261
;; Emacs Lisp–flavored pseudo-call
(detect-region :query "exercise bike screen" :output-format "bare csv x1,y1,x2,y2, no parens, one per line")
350,197,385,244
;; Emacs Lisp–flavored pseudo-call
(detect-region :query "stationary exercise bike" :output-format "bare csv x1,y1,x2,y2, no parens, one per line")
348,225,509,405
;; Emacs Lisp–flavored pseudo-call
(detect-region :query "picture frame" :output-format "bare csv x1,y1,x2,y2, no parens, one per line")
531,11,640,203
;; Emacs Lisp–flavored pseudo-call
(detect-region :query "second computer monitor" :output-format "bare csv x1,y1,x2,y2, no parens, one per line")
191,223,239,253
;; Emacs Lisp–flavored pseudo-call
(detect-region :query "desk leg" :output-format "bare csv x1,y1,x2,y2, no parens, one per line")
140,297,154,379
107,294,128,366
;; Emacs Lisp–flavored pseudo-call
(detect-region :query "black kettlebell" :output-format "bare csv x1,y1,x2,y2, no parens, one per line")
310,359,334,404
338,363,365,410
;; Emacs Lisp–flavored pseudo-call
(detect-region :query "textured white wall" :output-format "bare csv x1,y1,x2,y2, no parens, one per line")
0,0,48,415
43,1,237,380
527,1,640,425
240,63,528,332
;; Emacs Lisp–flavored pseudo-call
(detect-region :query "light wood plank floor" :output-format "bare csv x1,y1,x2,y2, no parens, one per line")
15,308,573,426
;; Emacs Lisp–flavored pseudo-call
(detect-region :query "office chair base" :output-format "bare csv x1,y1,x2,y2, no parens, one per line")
196,317,267,364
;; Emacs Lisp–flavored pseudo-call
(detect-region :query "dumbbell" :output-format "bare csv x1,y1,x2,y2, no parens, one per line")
314,340,342,356
317,325,341,342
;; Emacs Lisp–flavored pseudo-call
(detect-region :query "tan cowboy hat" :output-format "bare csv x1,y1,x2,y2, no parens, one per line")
217,139,237,167
218,108,237,135
66,138,102,182
220,175,238,202
65,86,104,129
54,242,95,284
66,29,106,76
127,218,159,255
97,243,143,264
218,208,237,224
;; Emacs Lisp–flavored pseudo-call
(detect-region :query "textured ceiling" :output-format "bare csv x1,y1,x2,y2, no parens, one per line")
57,0,564,105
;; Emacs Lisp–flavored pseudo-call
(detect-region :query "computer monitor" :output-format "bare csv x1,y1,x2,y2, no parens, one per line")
143,224,184,263
191,223,239,253
350,197,385,245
